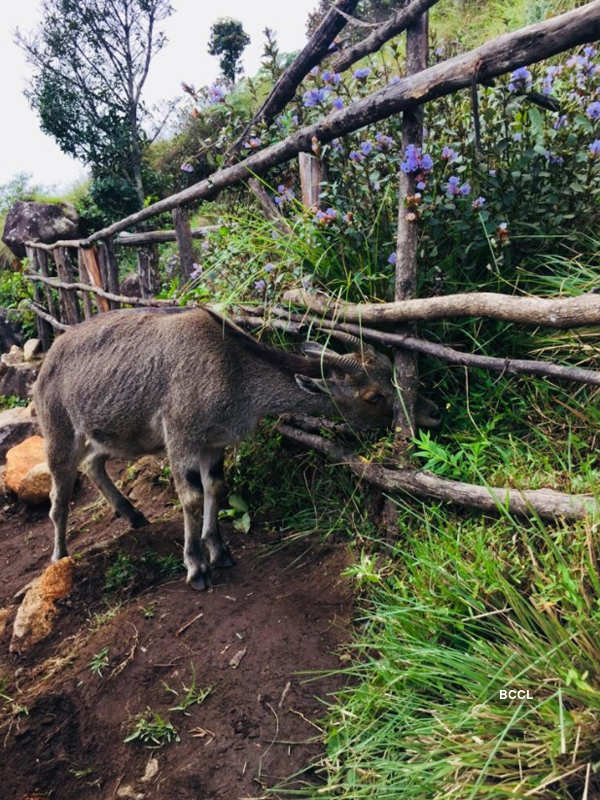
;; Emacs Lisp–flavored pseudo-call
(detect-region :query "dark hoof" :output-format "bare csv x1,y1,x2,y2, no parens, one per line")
129,510,149,529
211,547,236,569
187,569,211,591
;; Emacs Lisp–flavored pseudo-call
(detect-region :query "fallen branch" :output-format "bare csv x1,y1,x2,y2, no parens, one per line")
24,272,174,308
331,0,441,72
276,423,599,521
227,0,359,160
24,301,69,332
29,2,600,246
283,289,600,329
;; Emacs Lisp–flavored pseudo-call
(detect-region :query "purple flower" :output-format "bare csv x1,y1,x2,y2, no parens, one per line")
331,138,343,153
459,182,471,196
303,87,330,107
322,70,342,85
207,83,226,103
360,140,372,156
264,263,275,273
388,75,401,85
301,276,312,289
445,176,462,196
508,66,532,92
589,139,600,156
245,137,261,149
587,101,600,120
545,150,564,165
401,144,433,174
325,207,337,218
332,97,344,110
190,263,203,280
513,132,523,142
472,196,486,210
416,181,426,190
180,162,193,173
310,66,319,76
254,279,267,292
349,150,363,162
274,184,295,206
375,132,393,150
354,67,371,79
553,114,567,130
441,146,457,162
387,252,397,265
489,169,497,177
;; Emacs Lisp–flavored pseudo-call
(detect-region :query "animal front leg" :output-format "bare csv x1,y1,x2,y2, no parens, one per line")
197,449,235,569
171,466,212,591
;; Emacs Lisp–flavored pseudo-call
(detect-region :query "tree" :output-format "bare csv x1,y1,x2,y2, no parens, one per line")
17,0,173,211
208,18,251,84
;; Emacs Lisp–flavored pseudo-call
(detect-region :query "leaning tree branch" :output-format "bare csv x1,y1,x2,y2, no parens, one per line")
37,2,600,246
276,423,600,521
24,301,70,332
331,0,441,73
226,0,359,162
283,288,600,329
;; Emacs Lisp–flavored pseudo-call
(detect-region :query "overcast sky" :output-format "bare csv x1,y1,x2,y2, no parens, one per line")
0,0,317,191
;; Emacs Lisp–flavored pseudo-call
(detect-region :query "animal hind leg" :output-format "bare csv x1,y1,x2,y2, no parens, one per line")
197,448,235,569
84,453,148,528
170,462,211,591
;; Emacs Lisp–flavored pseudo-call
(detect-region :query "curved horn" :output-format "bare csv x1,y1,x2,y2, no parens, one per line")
316,328,378,356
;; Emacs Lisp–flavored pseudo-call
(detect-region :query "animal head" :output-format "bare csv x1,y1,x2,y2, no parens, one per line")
294,332,395,430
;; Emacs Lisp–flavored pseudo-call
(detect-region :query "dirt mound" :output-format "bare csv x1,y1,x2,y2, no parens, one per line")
0,460,353,799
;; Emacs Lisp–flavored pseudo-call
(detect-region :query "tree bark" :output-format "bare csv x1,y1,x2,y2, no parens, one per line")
171,207,196,281
57,2,600,246
226,0,360,161
298,153,323,209
53,247,82,325
97,241,121,309
331,0,441,73
392,12,428,443
277,423,600,521
283,289,600,329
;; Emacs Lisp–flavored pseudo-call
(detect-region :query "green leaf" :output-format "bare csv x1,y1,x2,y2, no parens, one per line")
233,512,251,533
228,494,249,513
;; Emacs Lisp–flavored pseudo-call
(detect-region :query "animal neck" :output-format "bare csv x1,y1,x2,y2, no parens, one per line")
248,360,333,419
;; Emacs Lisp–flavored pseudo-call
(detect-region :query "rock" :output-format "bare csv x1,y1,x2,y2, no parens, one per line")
1,345,24,366
116,785,145,800
0,359,40,400
23,338,42,362
0,309,23,353
5,435,46,494
119,273,142,298
18,462,52,504
0,607,11,637
2,200,80,259
141,757,159,783
10,557,74,652
0,406,36,460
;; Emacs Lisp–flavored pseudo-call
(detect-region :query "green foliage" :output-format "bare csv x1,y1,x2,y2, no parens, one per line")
124,708,179,747
17,0,173,216
208,18,251,83
163,670,212,715
104,553,136,593
218,493,251,533
88,647,110,677
298,508,600,799
0,396,28,410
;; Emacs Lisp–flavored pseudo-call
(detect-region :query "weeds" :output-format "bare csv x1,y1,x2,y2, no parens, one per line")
124,709,179,747
88,647,110,677
163,669,212,715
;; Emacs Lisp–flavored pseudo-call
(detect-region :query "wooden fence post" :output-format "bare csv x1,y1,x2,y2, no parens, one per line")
172,207,195,281
97,241,120,309
392,12,429,444
137,244,160,298
25,246,52,350
77,250,94,319
298,152,323,209
53,247,82,325
81,247,111,313
33,248,60,324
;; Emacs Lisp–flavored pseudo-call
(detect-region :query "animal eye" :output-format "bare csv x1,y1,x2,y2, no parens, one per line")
365,392,384,404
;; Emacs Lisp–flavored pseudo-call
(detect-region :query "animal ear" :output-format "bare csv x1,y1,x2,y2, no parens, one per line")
294,374,329,395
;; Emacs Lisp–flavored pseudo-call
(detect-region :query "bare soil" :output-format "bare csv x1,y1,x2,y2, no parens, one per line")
0,458,353,800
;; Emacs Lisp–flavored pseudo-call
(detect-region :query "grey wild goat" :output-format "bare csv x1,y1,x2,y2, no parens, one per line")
34,306,401,590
